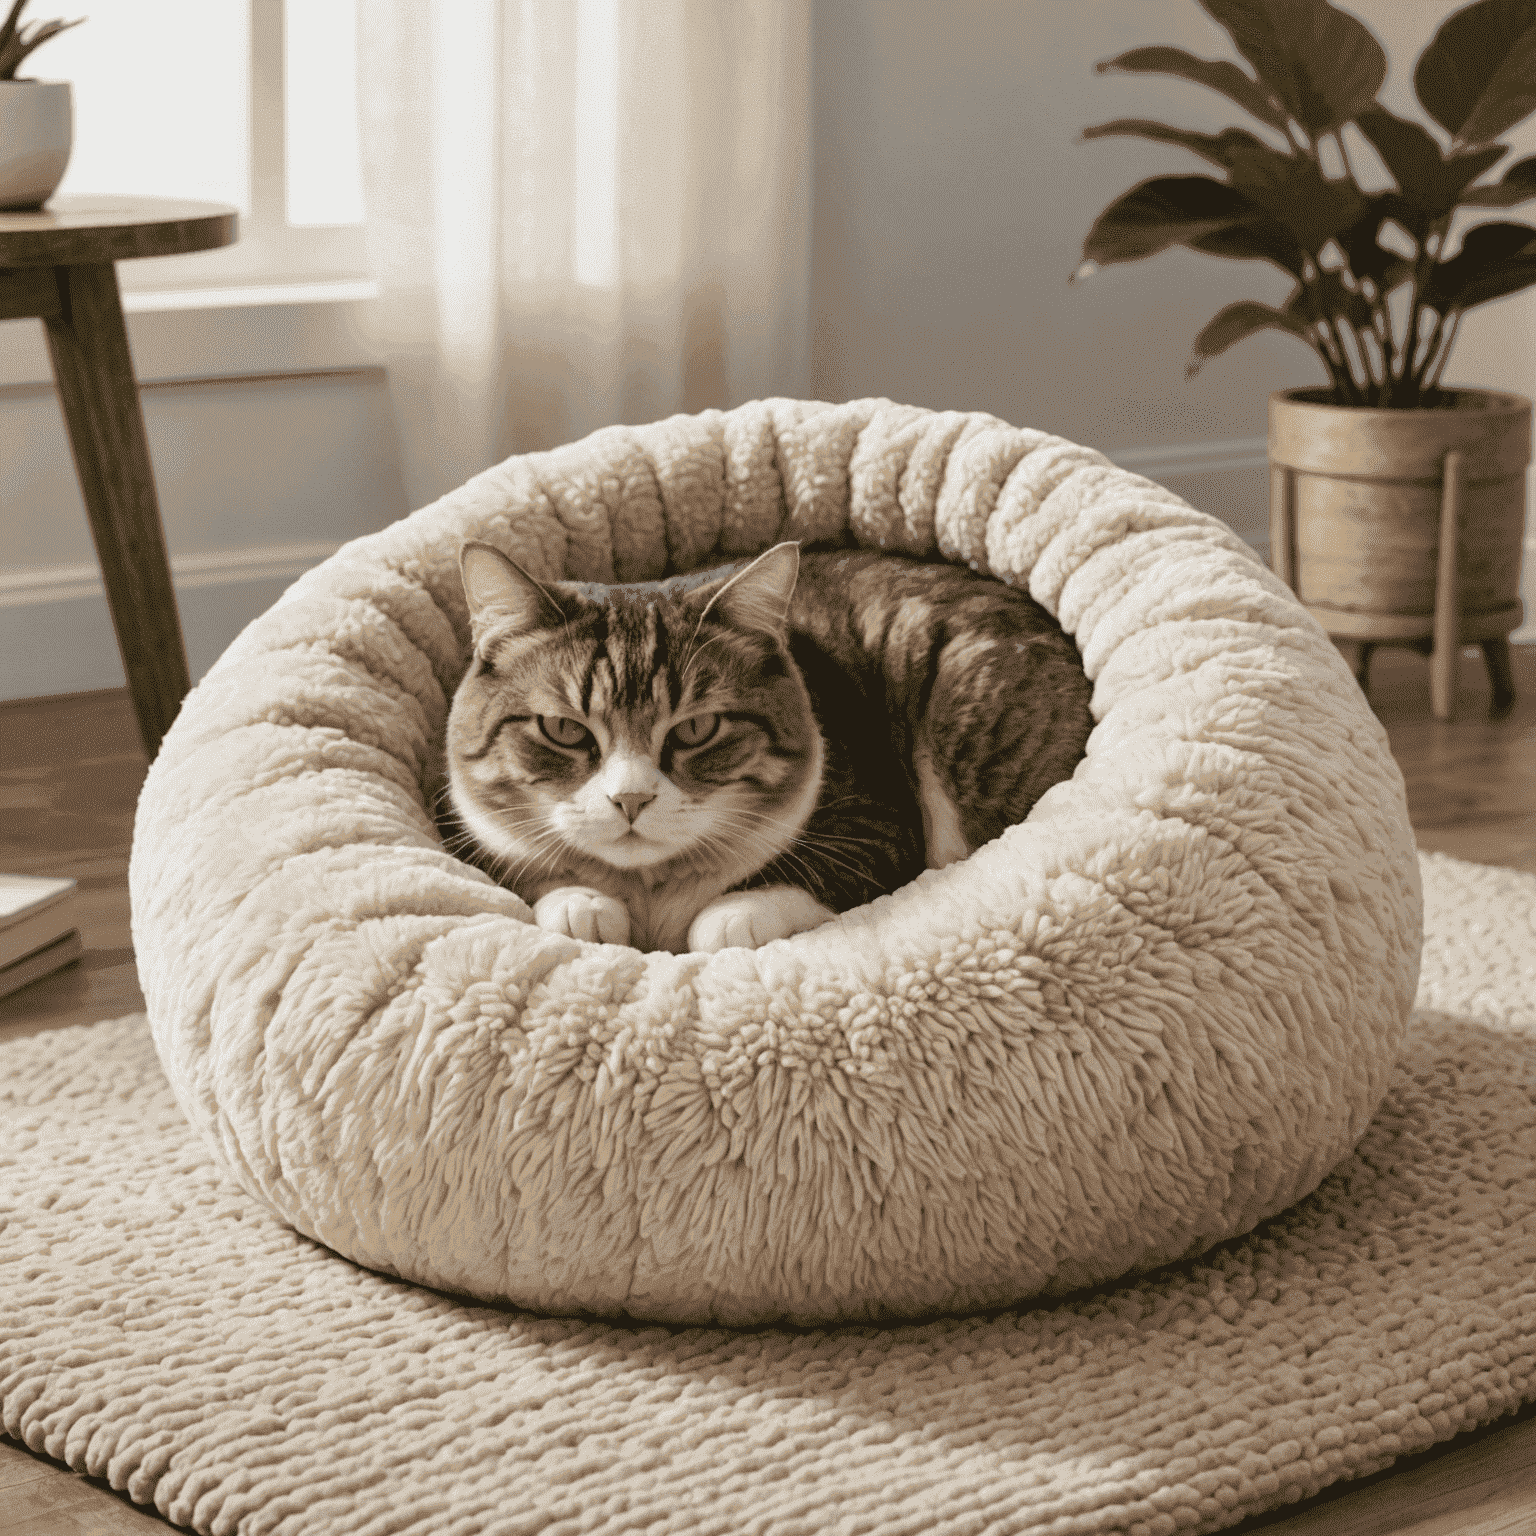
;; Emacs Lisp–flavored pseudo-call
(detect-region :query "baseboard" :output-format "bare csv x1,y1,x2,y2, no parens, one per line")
0,439,1268,615
1103,436,1270,479
1106,442,1534,644
0,541,342,611
1,455,1527,700
1101,435,1272,549
0,541,342,702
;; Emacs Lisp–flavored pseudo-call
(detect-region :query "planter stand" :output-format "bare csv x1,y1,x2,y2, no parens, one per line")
1269,389,1529,722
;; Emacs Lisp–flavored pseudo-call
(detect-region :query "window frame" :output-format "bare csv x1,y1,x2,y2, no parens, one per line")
113,0,370,302
0,0,378,390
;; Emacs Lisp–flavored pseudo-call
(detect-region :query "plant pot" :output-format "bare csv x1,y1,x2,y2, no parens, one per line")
0,79,72,211
1269,386,1529,720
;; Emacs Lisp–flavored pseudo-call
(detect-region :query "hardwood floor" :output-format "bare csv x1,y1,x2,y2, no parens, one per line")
2,646,1534,1534
1364,642,1536,874
0,689,146,1047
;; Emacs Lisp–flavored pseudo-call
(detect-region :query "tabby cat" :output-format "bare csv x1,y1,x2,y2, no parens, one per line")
443,541,1093,953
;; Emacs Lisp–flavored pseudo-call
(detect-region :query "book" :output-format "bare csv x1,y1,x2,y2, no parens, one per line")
0,873,83,998
0,930,84,998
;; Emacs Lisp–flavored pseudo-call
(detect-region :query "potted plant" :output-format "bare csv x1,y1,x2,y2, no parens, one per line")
0,0,83,212
1074,0,1536,719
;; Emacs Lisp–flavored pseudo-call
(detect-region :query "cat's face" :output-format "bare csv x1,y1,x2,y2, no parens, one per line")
445,542,822,882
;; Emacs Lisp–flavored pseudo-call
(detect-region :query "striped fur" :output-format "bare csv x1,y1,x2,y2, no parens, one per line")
445,543,1092,952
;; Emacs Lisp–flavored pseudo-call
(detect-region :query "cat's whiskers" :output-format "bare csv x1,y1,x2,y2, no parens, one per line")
454,823,558,870
442,793,574,883
683,813,772,865
712,807,884,890
789,842,881,885
701,810,835,892
690,827,787,890
504,827,575,886
716,800,896,854
798,830,897,856
689,804,793,859
711,803,860,858
525,844,570,886
483,812,557,841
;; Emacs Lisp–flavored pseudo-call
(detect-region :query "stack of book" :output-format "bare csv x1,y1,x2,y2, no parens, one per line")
0,874,83,1000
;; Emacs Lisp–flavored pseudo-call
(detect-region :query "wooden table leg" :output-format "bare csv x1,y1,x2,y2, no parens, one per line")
1336,640,1374,696
42,261,189,759
1430,449,1463,722
1483,638,1516,718
1269,463,1297,590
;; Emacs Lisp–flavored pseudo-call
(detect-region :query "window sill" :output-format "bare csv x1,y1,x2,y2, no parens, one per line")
0,278,384,390
120,277,382,314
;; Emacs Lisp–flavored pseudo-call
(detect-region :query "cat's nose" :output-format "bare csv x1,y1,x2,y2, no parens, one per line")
610,791,655,824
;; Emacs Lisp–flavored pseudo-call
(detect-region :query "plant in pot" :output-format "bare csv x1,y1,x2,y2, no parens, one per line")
1074,0,1536,720
0,0,84,212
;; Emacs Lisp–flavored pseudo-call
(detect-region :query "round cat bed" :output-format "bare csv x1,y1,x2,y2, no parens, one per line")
130,398,1422,1326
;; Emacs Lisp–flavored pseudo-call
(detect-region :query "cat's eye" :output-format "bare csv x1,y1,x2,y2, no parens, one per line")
671,713,719,748
539,716,592,748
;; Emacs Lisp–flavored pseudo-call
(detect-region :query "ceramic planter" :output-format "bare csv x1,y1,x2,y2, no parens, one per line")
1269,386,1529,720
0,78,72,211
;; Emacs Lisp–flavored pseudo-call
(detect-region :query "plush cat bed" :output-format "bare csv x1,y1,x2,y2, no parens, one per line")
130,397,1421,1326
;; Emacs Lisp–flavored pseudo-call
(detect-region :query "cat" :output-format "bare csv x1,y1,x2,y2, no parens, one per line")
442,540,1094,954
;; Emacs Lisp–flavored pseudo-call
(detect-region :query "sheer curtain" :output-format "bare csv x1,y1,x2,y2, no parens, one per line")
358,0,812,509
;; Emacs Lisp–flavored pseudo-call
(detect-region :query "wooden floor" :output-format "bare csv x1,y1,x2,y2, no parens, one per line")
1,645,1534,1534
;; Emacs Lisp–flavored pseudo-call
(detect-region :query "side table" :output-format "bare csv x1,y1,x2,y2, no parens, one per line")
0,195,238,757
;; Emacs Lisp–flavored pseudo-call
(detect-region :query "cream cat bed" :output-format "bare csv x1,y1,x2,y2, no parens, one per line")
130,397,1421,1326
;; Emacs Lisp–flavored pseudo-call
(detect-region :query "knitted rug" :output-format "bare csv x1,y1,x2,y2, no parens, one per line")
2,852,1533,1536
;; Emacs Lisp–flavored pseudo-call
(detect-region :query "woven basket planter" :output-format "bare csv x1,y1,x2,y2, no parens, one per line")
1268,386,1529,718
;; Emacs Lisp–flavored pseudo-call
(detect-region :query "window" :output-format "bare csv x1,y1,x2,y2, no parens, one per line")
40,0,369,301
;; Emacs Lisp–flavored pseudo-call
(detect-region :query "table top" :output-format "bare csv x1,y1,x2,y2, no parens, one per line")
0,195,238,268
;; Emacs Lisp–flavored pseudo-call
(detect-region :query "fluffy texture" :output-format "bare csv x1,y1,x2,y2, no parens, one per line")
128,398,1422,1325
4,855,1531,1536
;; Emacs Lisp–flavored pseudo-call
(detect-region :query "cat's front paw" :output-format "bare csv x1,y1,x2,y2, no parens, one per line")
533,887,631,945
687,887,835,953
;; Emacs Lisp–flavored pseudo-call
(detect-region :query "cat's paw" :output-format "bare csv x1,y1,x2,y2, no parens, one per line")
687,887,835,953
533,887,631,945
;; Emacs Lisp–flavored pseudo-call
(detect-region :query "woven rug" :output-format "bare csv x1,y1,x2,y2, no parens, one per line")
2,852,1533,1536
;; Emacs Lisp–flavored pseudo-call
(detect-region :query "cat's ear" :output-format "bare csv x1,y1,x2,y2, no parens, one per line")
460,542,565,640
696,542,800,636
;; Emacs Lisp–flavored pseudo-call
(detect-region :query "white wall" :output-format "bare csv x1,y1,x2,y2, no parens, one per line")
1,303,408,702
811,0,1536,616
4,0,1533,706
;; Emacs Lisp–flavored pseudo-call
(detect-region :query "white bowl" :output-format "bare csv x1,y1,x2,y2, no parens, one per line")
0,79,73,211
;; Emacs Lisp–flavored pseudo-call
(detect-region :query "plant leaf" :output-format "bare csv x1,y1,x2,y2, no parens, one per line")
1458,153,1536,206
1414,0,1536,147
1198,0,1387,133
0,9,81,77
1221,143,1367,251
1285,269,1376,331
1186,215,1308,276
1187,299,1315,376
1081,175,1258,267
1356,106,1506,220
1422,220,1536,309
1444,143,1513,194
1354,107,1445,192
1340,195,1417,288
1080,120,1275,172
1432,252,1536,310
0,0,28,61
1095,46,1291,132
